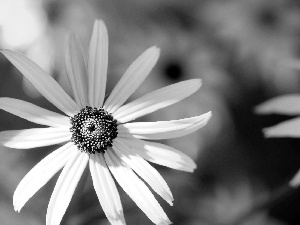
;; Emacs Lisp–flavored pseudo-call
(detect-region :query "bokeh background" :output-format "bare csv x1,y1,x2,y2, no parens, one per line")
1,0,300,224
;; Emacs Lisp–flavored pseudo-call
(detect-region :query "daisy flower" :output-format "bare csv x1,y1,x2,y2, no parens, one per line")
0,20,211,225
256,95,300,187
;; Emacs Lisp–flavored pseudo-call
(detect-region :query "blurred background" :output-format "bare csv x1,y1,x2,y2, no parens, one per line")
1,0,300,224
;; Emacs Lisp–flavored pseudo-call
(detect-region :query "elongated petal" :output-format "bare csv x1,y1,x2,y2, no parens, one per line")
104,47,160,114
255,95,300,115
0,97,69,127
89,154,125,225
65,33,88,108
263,117,300,138
14,142,75,212
1,50,79,116
113,139,173,205
88,20,108,107
47,151,89,225
0,127,71,149
118,112,212,140
113,79,202,123
120,137,196,172
105,151,171,225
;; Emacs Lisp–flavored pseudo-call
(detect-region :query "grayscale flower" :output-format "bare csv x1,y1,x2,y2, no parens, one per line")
0,20,211,225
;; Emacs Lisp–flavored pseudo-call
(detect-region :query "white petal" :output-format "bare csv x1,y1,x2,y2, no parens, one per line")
0,127,71,149
120,137,196,172
0,97,69,127
88,20,108,107
290,169,300,187
89,154,125,225
47,151,89,225
113,79,202,123
113,139,173,205
65,33,88,108
255,95,300,115
104,47,160,114
105,151,171,225
14,142,75,212
263,117,300,138
1,50,80,117
118,112,212,140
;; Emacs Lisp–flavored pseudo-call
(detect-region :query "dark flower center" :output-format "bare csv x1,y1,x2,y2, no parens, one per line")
70,106,118,154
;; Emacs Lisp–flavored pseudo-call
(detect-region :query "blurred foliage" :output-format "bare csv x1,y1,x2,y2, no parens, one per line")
1,0,300,224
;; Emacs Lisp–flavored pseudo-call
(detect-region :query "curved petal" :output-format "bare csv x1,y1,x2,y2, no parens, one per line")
0,127,71,149
255,95,300,115
263,117,300,138
14,142,75,212
113,139,173,205
104,46,160,114
0,97,69,127
88,20,108,107
65,33,88,108
89,154,125,225
47,151,89,225
118,112,212,140
105,151,171,225
113,79,202,123
120,137,196,172
1,50,80,116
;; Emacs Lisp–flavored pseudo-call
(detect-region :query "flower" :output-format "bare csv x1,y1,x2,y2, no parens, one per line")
255,95,300,186
0,19,211,225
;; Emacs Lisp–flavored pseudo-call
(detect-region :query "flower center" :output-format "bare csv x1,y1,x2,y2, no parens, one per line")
70,106,118,154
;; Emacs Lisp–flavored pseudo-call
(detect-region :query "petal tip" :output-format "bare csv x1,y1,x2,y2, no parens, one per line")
167,194,174,206
203,111,212,123
13,203,21,213
15,208,21,213
95,19,105,24
159,219,172,225
107,217,126,225
192,163,197,170
262,128,275,138
186,79,202,92
164,192,174,206
186,164,197,173
289,170,300,187
289,179,299,188
253,105,265,114
194,78,202,87
92,19,108,36
148,46,161,56
94,19,107,30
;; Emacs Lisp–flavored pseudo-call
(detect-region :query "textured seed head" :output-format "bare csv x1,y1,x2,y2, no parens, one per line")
70,106,118,154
